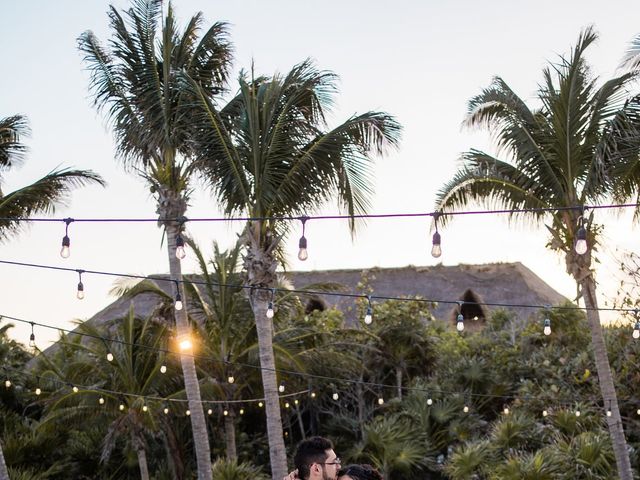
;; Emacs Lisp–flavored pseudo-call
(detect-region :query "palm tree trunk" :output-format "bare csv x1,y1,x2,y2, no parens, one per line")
396,366,403,400
249,286,288,480
161,417,184,480
224,410,237,461
578,273,633,480
0,439,9,480
165,223,213,480
131,432,150,480
295,404,306,439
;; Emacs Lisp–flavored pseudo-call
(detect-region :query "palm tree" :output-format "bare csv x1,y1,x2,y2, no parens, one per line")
77,1,233,477
435,27,640,479
183,60,401,479
38,309,173,480
0,114,103,480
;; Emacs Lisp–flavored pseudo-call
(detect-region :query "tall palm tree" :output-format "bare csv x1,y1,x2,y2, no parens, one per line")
78,1,233,477
183,60,401,479
0,114,103,480
435,27,640,479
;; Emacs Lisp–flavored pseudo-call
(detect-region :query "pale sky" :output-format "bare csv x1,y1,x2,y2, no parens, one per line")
1,0,639,346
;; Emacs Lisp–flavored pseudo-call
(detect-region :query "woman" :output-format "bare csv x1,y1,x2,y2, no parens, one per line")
337,464,383,480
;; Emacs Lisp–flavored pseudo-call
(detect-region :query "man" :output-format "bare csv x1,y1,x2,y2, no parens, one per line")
288,436,342,480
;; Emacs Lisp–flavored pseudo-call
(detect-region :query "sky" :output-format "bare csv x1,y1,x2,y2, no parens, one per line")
1,0,639,347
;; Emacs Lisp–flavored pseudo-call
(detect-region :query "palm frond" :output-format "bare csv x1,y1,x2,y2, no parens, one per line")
0,115,30,169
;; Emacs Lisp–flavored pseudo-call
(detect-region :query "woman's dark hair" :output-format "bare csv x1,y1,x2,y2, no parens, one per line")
338,464,383,480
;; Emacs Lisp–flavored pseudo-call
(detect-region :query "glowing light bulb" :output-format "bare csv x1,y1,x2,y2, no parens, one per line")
186,409,191,416
227,375,235,384
574,225,588,255
463,405,469,413
60,236,70,259
175,298,183,311
575,410,581,417
633,321,640,339
310,392,316,398
544,318,551,336
29,333,36,348
175,235,186,260
258,401,264,407
107,352,114,362
431,231,442,258
223,409,228,416
427,398,433,405
160,365,167,374
77,282,85,300
285,402,290,408
178,335,192,351
164,407,169,415
364,306,373,325
503,407,509,415
456,314,464,332
35,387,41,395
542,410,548,417
142,405,148,412
637,409,640,416
240,408,244,415
378,397,384,405
332,393,339,401
207,409,212,415
298,235,308,261
99,397,105,405
606,409,612,417
119,404,125,411
4,380,11,388
279,383,285,393
266,302,274,319
72,386,78,393
294,399,299,405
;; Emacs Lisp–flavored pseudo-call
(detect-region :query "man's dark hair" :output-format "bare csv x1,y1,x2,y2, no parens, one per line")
337,464,383,480
294,436,334,479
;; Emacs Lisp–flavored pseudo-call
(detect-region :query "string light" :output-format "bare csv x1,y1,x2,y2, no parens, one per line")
332,392,339,401
279,382,285,393
106,352,114,362
4,380,11,388
542,409,548,417
29,322,36,348
175,233,186,260
178,334,192,352
294,399,299,405
606,400,612,417
378,397,384,405
574,214,588,255
266,289,275,319
59,218,73,259
142,405,148,412
99,397,105,405
427,398,433,405
364,296,373,325
207,408,212,415
35,387,42,395
160,365,167,373
297,216,309,261
119,404,125,411
633,311,640,339
431,212,442,258
456,302,465,332
186,409,191,416
240,408,244,415
463,405,469,413
76,269,85,300
164,407,170,415
72,386,79,393
544,318,551,336
503,406,510,415
285,402,290,408
310,392,316,399
223,409,228,416
575,409,581,417
227,375,235,384
174,281,183,311
258,401,264,407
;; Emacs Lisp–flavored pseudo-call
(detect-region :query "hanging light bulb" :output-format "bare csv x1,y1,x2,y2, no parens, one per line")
575,409,581,417
633,320,640,340
310,392,316,399
160,365,167,374
636,408,640,416
278,383,285,393
332,392,339,401
266,289,275,319
378,397,384,405
107,352,114,362
456,313,465,332
503,406,510,415
240,408,244,415
463,405,469,413
574,216,588,255
4,380,11,388
29,322,36,348
431,213,442,258
76,270,85,300
294,399,299,405
207,408,213,415
175,233,186,260
35,387,42,396
164,407,169,415
119,404,125,411
542,409,548,417
175,292,183,311
544,318,551,336
186,409,191,416
72,386,79,393
258,401,264,408
223,409,228,416
285,402,290,408
364,295,373,325
99,397,105,405
606,400,612,417
427,398,433,406
178,334,192,351
142,405,148,412
60,218,73,258
227,375,235,384
298,216,309,261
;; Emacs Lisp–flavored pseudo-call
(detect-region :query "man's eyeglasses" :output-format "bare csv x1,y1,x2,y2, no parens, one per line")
319,458,341,466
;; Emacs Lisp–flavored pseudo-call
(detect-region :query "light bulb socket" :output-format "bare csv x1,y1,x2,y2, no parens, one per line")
61,235,70,248
576,225,587,241
432,231,441,246
298,235,307,250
